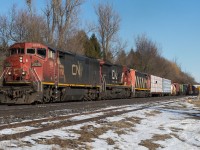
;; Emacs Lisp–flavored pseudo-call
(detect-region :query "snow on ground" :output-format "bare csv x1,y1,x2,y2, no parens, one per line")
0,97,200,150
0,126,38,135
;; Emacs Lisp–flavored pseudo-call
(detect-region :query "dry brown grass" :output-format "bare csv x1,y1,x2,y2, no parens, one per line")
170,133,185,142
106,138,115,145
35,137,81,149
71,125,110,143
115,129,127,135
188,99,200,108
144,110,161,117
170,127,183,133
125,117,142,124
111,120,133,129
31,116,143,149
111,117,142,135
162,104,187,110
139,140,161,150
139,134,172,150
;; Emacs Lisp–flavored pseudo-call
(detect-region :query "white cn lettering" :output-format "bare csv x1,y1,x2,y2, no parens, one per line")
112,70,117,80
72,62,81,76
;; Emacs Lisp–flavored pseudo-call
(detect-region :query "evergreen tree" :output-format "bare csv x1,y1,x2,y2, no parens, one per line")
115,50,126,65
85,34,102,59
90,34,101,58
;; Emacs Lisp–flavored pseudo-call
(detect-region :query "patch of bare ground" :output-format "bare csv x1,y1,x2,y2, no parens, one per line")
111,117,142,134
170,133,185,142
170,127,183,133
106,138,115,145
34,136,82,149
125,117,143,124
139,134,172,150
75,125,109,143
158,125,165,131
144,110,161,117
161,104,187,110
188,99,200,108
40,116,141,148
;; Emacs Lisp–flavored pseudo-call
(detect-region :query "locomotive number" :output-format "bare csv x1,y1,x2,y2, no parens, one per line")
72,62,82,76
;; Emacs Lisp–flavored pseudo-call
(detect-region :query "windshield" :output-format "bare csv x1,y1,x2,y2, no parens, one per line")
10,48,25,55
27,48,35,54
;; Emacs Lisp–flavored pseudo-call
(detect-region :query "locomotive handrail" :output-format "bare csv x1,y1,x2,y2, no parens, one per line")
0,71,5,80
0,68,10,80
29,68,42,92
0,68,10,86
101,75,106,92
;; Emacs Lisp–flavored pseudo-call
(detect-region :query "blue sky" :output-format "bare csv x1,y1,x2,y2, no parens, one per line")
0,0,200,82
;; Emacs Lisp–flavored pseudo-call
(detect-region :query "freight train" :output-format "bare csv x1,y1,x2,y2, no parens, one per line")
0,42,198,104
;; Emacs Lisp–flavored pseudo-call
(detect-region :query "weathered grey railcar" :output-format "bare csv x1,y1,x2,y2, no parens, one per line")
150,75,163,96
162,78,171,96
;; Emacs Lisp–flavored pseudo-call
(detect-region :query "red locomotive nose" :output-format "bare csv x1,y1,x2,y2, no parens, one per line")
12,68,22,80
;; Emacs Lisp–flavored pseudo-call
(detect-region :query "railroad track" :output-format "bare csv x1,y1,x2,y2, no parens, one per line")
0,98,183,141
0,96,184,117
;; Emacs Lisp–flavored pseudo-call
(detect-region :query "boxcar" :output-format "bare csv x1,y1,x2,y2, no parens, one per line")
173,83,180,95
179,84,188,95
171,84,176,95
162,78,171,96
192,85,199,95
150,75,163,96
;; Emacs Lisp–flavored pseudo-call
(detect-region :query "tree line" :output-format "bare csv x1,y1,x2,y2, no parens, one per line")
0,0,196,84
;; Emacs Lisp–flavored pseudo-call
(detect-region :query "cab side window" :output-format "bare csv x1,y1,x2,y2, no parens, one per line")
48,49,55,59
37,48,46,58
18,48,24,54
10,48,25,55
10,48,17,55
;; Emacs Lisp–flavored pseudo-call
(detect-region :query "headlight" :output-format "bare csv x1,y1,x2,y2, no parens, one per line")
8,72,12,75
22,71,26,76
19,56,23,63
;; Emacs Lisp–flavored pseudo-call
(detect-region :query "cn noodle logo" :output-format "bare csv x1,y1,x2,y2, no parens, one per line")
72,61,83,77
112,70,118,80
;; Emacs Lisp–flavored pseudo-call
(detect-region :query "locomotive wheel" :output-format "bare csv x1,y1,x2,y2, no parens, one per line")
43,87,52,103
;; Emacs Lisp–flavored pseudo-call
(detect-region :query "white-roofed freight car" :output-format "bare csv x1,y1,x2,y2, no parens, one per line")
162,78,171,96
150,75,163,96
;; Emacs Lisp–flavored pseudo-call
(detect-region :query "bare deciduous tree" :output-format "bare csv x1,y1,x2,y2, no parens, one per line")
115,49,126,65
43,0,83,50
25,0,32,15
0,4,46,46
66,30,87,54
135,34,160,73
95,2,120,61
0,16,9,51
9,8,46,43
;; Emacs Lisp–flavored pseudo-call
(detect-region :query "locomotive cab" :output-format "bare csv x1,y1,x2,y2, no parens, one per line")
3,43,48,85
0,42,50,104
